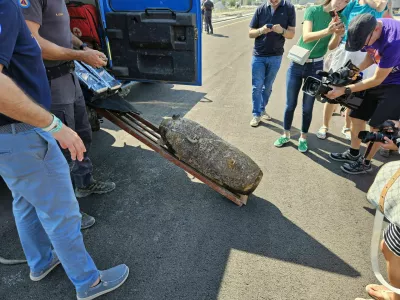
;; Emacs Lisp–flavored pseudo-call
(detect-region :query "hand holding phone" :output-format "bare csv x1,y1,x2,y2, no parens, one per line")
266,23,273,29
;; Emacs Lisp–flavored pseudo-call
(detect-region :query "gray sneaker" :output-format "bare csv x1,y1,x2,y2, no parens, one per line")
329,149,360,163
30,251,60,281
77,264,129,300
81,212,96,230
250,116,261,127
75,180,116,198
261,111,272,121
341,158,372,174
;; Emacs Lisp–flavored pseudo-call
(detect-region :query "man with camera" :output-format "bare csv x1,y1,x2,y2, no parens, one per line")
326,14,400,174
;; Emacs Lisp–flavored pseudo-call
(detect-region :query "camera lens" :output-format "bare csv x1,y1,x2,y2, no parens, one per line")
310,82,319,92
303,77,322,96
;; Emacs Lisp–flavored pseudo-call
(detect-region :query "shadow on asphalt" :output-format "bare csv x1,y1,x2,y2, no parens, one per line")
99,83,207,127
260,118,398,194
210,33,229,38
1,129,360,300
363,206,390,223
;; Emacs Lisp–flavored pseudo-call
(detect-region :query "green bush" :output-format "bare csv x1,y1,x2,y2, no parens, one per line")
228,0,236,7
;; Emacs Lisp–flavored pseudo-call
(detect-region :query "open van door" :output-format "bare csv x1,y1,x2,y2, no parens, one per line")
98,0,202,85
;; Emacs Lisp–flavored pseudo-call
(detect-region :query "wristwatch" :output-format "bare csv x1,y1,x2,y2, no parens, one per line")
344,87,352,96
80,43,88,50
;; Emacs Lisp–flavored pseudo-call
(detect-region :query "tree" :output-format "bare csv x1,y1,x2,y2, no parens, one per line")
229,0,236,6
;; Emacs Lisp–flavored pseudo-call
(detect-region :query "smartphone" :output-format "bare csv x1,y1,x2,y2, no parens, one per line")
266,24,273,29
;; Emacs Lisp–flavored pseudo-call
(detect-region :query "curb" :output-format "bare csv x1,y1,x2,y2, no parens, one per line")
213,12,254,24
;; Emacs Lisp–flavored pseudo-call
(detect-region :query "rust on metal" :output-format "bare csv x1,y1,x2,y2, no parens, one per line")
96,109,248,206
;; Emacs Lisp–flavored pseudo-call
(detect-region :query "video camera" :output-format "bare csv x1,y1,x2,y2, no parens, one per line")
358,121,400,146
302,60,365,110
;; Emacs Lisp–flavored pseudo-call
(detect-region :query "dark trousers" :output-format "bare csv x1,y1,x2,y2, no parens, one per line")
205,13,213,34
284,60,324,134
49,72,94,188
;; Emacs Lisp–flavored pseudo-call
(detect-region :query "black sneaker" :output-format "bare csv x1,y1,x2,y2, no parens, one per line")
341,158,372,174
81,211,96,230
75,180,116,198
329,149,360,163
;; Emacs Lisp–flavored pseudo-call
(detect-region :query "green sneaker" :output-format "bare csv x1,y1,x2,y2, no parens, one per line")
274,136,290,147
298,138,308,153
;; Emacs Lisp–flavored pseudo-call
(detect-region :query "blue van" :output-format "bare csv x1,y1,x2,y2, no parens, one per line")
82,0,203,86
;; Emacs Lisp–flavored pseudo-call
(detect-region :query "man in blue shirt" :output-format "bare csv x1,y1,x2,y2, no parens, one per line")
0,1,128,298
249,0,296,127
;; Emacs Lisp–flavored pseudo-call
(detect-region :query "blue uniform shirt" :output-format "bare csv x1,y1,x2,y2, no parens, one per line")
249,1,296,57
0,0,52,126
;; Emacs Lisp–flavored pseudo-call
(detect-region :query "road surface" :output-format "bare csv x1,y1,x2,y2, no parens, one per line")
0,10,397,300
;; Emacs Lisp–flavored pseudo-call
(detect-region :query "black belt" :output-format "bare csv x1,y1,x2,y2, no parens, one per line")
46,61,75,81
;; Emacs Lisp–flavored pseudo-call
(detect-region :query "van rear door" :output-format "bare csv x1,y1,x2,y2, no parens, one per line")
98,0,202,85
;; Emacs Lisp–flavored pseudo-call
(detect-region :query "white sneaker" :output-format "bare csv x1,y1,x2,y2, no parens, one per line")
250,116,261,127
261,111,272,121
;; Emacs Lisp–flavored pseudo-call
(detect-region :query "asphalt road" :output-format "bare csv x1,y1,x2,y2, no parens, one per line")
1,11,399,300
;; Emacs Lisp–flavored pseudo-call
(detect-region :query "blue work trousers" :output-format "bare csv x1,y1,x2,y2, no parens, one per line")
0,127,99,293
251,55,282,117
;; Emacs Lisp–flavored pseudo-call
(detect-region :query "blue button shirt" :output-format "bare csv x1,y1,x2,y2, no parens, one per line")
249,1,296,57
0,0,52,126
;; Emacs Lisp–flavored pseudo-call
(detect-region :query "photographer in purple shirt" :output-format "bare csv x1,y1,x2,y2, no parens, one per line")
327,15,400,175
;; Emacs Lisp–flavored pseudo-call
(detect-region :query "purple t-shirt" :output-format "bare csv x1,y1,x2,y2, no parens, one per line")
365,18,400,85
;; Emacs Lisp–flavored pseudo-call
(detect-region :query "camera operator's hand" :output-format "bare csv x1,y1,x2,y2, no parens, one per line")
325,86,345,99
272,24,284,35
381,137,399,151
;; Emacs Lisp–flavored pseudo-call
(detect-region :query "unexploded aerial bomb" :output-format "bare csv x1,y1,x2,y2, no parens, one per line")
159,116,263,195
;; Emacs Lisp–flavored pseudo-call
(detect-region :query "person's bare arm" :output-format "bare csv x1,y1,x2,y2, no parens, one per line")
358,53,375,71
249,26,272,38
328,33,343,50
365,0,387,12
284,26,296,39
25,20,106,68
328,21,346,50
347,67,393,92
0,64,86,160
271,24,296,39
325,66,393,98
302,20,338,43
71,34,86,50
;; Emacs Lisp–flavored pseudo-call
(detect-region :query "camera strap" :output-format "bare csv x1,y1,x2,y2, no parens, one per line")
309,39,321,55
295,38,321,58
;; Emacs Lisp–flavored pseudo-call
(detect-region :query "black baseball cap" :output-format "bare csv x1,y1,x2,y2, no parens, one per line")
345,14,377,52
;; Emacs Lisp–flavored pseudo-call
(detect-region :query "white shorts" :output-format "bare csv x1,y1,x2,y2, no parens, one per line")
326,43,377,80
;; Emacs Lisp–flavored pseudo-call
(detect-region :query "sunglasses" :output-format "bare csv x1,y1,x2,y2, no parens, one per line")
361,32,373,51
